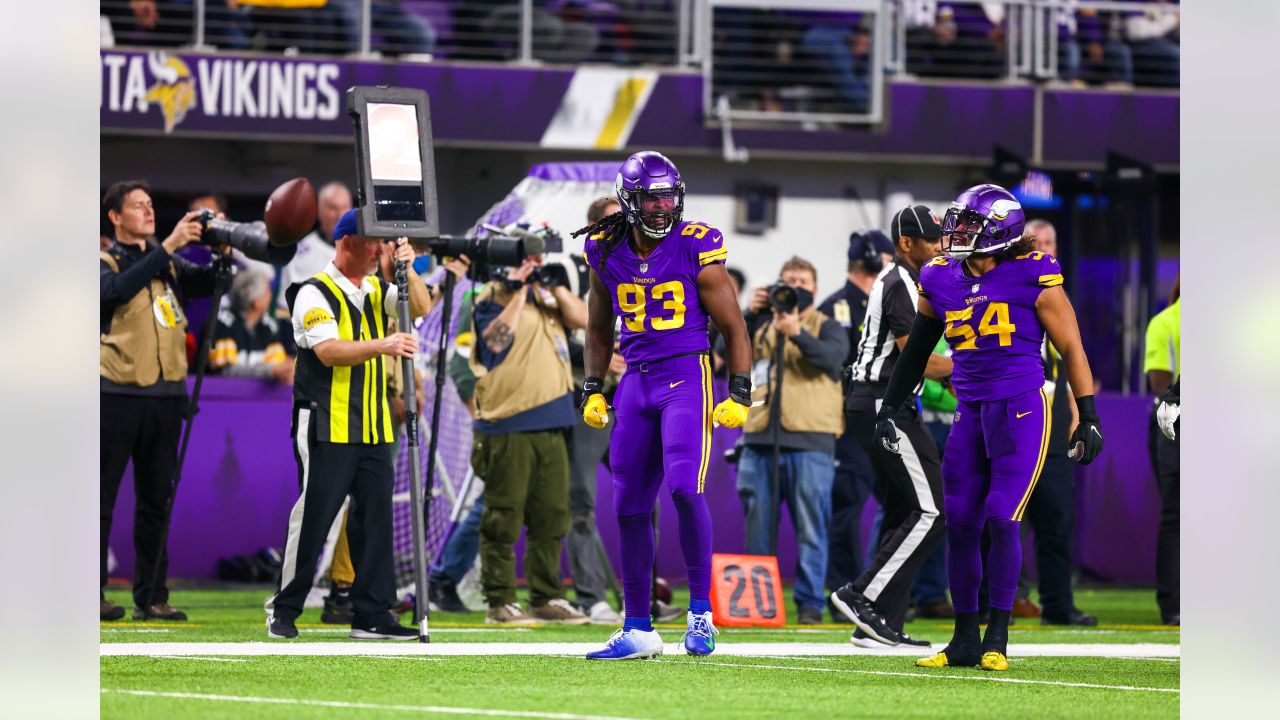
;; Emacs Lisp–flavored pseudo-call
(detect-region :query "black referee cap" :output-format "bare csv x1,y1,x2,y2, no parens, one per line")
890,205,942,241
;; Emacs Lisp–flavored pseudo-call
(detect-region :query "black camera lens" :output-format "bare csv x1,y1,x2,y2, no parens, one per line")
768,283,798,313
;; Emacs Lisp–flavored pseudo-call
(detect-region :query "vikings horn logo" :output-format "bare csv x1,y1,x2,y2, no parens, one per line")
988,198,1021,222
145,52,196,134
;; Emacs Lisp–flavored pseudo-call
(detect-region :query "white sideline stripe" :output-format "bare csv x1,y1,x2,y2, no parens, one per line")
101,689,643,720
299,628,532,634
152,656,251,663
101,642,1179,659
653,659,1179,694
101,629,172,634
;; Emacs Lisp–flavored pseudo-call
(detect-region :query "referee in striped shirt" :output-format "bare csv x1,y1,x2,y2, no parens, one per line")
830,205,954,647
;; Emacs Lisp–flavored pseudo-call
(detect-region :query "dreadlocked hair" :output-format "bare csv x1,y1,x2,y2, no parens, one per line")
571,211,629,271
994,234,1036,263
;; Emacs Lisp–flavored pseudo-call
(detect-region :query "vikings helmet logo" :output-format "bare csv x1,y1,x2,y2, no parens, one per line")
145,51,196,134
988,198,1021,222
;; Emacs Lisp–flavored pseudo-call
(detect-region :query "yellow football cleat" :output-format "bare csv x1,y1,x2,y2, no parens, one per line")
915,652,951,668
980,651,1010,671
713,398,749,428
582,393,611,429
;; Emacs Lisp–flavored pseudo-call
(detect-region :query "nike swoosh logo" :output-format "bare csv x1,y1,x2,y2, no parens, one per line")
669,380,685,388
1015,411,1033,419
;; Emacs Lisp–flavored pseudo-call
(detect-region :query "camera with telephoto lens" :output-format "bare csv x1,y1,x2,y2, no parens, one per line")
423,235,526,281
767,283,799,313
196,209,298,266
534,263,570,288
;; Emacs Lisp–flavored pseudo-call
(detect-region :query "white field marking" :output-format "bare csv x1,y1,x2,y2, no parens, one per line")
101,629,172,634
650,659,1179,694
100,689,643,720
151,656,251,663
299,628,531,634
100,642,1179,659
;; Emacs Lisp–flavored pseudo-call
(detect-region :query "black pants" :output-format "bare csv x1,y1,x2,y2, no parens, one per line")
846,391,945,632
1155,425,1180,620
826,429,875,596
270,406,397,626
101,393,185,608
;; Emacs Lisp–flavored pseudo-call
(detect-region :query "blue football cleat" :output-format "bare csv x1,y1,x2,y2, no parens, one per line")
682,611,719,656
585,628,664,660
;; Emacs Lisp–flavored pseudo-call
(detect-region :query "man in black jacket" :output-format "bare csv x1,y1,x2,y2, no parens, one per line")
100,179,212,622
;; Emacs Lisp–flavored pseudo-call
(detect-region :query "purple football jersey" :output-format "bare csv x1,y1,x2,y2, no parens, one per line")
918,251,1065,402
584,219,727,364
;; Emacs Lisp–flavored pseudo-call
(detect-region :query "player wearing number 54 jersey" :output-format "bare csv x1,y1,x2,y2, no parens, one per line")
573,151,752,660
874,184,1104,672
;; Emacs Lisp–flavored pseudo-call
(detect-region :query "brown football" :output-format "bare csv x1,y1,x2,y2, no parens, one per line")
264,177,317,246
653,577,673,604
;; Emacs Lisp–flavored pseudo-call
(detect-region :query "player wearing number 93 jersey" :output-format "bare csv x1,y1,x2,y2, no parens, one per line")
872,184,1104,673
574,151,752,660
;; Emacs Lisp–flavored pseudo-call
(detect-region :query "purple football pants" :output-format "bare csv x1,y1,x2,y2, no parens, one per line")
942,387,1051,614
609,354,715,619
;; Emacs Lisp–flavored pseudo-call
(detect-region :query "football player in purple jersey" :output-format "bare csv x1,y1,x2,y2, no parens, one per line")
872,184,1104,672
573,151,752,660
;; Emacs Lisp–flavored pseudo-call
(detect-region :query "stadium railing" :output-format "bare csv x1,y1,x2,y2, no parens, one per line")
99,0,1177,129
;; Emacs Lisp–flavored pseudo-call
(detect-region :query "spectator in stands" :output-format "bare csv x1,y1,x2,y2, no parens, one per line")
1056,3,1133,87
277,181,352,314
238,0,341,54
1125,0,1179,88
330,0,438,56
100,180,213,622
905,1,1005,80
799,11,872,114
740,256,848,624
103,0,249,49
209,268,296,384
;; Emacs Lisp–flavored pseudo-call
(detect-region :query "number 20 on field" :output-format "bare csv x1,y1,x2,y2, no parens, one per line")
710,553,786,627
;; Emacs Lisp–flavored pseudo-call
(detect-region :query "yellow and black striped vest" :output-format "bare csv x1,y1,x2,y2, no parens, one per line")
289,272,395,444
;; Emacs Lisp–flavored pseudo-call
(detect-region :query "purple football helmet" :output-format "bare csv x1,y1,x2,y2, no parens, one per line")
941,184,1026,259
616,151,685,239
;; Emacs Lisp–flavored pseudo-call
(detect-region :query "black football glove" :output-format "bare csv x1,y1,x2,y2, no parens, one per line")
874,403,901,456
1068,395,1104,464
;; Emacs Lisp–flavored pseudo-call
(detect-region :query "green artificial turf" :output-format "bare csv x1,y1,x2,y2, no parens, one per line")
101,586,1179,646
101,585,1178,719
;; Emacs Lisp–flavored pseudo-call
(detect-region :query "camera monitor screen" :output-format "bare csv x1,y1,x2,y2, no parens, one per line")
347,86,439,239
368,102,426,222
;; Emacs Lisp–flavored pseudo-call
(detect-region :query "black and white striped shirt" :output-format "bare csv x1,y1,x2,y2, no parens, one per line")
850,260,920,387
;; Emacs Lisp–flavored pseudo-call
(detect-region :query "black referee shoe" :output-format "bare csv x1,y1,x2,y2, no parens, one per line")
830,585,903,646
266,613,298,639
350,620,418,641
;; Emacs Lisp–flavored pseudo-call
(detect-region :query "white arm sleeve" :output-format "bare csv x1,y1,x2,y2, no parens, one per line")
292,285,341,349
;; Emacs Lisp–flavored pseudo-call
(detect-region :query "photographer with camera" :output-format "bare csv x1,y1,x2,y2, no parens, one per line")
468,230,590,625
739,257,849,625
265,210,432,640
100,180,216,622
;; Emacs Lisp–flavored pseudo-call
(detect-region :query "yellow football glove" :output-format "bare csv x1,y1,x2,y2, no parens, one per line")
713,397,749,429
582,393,610,429
713,372,753,429
580,376,610,429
